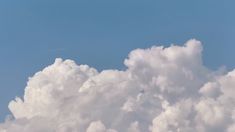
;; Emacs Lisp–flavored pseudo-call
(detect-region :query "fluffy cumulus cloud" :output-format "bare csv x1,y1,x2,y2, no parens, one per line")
0,39,234,132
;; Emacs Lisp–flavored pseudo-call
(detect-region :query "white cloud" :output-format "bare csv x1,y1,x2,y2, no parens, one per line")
0,39,234,132
86,121,117,132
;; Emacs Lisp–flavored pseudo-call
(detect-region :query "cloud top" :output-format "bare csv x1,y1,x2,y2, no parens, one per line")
0,39,234,132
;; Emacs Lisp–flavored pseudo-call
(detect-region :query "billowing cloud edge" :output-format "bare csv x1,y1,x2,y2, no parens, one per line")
0,39,234,132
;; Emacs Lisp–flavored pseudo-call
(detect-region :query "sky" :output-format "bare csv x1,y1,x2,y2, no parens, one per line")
0,0,234,127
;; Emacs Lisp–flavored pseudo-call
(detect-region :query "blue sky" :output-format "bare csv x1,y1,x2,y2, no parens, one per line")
0,0,234,121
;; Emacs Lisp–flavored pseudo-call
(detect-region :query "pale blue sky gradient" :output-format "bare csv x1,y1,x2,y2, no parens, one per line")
0,0,235,121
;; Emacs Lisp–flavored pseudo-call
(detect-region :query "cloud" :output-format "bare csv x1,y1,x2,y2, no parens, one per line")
0,39,234,132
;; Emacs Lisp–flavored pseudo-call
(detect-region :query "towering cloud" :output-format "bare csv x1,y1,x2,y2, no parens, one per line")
0,39,234,132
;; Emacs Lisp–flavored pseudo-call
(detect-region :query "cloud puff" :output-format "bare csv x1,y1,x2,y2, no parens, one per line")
0,39,234,132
